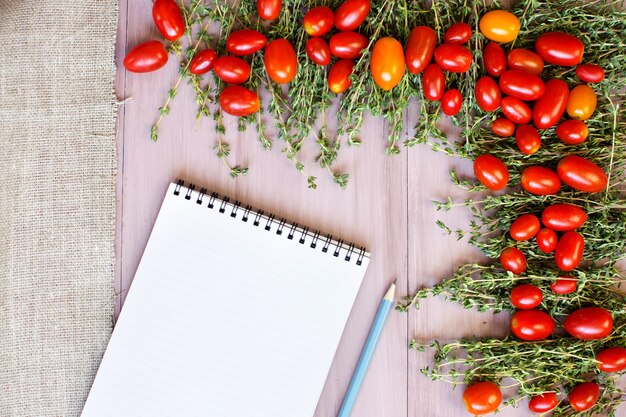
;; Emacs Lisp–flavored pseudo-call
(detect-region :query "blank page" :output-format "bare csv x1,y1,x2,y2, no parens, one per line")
81,182,370,417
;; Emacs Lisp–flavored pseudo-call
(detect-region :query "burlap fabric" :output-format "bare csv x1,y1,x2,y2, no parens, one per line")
0,0,118,415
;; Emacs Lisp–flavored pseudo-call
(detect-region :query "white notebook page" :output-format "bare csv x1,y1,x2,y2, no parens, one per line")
81,183,369,417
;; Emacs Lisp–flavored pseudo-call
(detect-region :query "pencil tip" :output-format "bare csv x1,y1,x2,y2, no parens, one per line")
384,281,396,301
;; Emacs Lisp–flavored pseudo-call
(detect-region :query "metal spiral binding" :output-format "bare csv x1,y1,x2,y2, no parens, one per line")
173,181,368,266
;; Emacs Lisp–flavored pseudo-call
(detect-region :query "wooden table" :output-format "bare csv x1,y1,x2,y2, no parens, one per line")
114,3,521,416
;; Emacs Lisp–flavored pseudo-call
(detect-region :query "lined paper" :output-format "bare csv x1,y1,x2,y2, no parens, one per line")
81,183,369,417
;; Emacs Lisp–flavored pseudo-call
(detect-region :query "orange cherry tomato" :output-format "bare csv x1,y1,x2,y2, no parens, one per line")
214,56,251,84
521,166,561,195
405,26,437,74
510,284,543,309
463,382,502,415
555,231,584,271
491,117,515,137
257,0,281,20
434,44,472,73
500,247,527,275
533,79,570,129
597,347,626,372
329,31,369,59
515,125,541,155
226,29,267,56
483,42,506,77
528,393,558,413
542,203,587,231
475,76,501,112
501,96,532,124
511,309,554,340
550,276,577,294
576,64,605,83
507,49,544,75
474,154,509,191
328,59,355,94
189,49,218,75
370,37,405,91
152,0,185,41
422,64,445,101
535,32,584,66
303,6,334,36
510,213,540,241
305,38,331,66
565,307,612,340
499,70,545,101
557,155,607,193
124,41,168,73
219,86,260,117
334,0,370,31
444,22,472,44
569,382,600,412
441,89,463,116
556,120,589,145
479,10,520,43
264,39,298,84
536,228,558,253
566,84,597,120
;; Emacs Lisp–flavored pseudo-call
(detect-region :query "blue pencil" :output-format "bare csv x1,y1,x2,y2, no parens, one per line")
337,282,396,417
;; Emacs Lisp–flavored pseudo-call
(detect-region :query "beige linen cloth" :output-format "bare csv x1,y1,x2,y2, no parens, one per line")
0,0,118,415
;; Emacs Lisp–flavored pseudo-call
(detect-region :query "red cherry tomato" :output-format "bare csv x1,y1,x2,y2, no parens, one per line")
511,309,554,341
499,70,545,101
515,125,541,155
441,89,463,116
555,231,584,271
214,56,251,84
536,228,558,253
189,49,218,75
444,22,472,44
576,64,605,83
483,42,506,77
474,154,509,191
334,0,370,31
597,347,626,372
500,247,526,275
123,41,168,73
328,59,355,94
422,64,445,101
305,38,331,66
463,382,502,415
219,86,260,117
226,29,267,56
152,0,185,41
520,166,561,195
532,79,569,129
542,204,587,231
475,76,501,112
501,96,532,124
557,155,608,193
264,39,298,84
550,276,578,294
510,214,540,241
569,382,600,412
535,32,584,66
510,284,543,309
329,31,368,59
303,6,334,36
434,44,472,73
529,393,558,413
507,49,544,75
491,117,515,137
405,26,437,75
565,307,612,340
556,120,589,145
257,0,281,20
370,37,405,91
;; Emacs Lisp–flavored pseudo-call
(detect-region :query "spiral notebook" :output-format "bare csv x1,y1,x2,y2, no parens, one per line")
81,181,370,417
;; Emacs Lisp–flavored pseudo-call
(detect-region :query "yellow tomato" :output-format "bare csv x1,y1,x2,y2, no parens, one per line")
566,84,597,120
370,37,405,91
479,10,520,43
